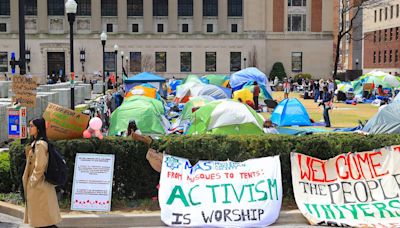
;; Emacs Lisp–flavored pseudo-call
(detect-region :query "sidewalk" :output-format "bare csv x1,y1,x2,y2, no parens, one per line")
0,201,314,227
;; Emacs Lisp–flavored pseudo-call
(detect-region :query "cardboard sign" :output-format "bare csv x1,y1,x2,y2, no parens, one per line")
42,103,90,140
7,107,27,139
291,146,400,227
159,155,282,227
12,75,37,107
71,153,115,212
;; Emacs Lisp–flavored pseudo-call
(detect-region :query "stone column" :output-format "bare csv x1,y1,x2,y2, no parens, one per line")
218,0,228,33
91,0,102,33
10,0,19,33
143,0,153,33
193,0,203,33
168,0,178,33
118,0,128,33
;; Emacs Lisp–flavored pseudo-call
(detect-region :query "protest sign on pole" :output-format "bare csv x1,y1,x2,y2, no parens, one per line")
42,103,90,140
159,155,282,227
291,146,400,227
7,107,27,139
71,153,115,212
12,75,37,107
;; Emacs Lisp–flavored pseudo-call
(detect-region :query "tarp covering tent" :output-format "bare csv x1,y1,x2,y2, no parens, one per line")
180,96,215,121
233,88,253,103
124,72,166,94
229,67,273,99
197,84,230,100
126,85,157,99
271,98,311,126
394,92,400,102
352,71,400,95
362,102,400,134
202,74,229,87
168,80,182,95
108,96,169,135
174,80,205,103
187,100,265,135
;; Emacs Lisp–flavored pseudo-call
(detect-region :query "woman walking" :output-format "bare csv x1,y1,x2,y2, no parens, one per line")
23,118,61,228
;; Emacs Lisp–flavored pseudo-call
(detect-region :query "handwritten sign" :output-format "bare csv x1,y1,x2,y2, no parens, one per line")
159,155,282,227
7,107,27,139
291,146,400,227
42,103,90,140
12,75,37,107
71,153,115,212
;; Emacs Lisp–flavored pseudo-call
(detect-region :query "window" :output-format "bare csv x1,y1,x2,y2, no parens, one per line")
157,24,164,32
207,24,213,32
385,7,388,20
0,0,10,15
127,0,143,16
231,24,238,33
180,52,191,72
396,49,399,62
374,31,377,42
292,52,302,72
397,4,399,17
391,5,394,19
384,29,387,41
380,9,382,21
378,51,381,63
205,52,216,72
182,24,189,33
374,10,377,22
0,23,6,32
228,0,242,17
101,0,117,16
379,30,381,42
390,28,393,41
77,0,91,16
397,27,399,40
105,52,116,72
203,0,218,16
384,50,387,63
373,51,376,63
288,0,306,6
178,0,193,16
230,52,241,72
390,50,393,62
25,0,37,16
288,14,306,31
48,0,64,16
155,52,167,72
0,52,7,72
106,24,113,32
153,0,168,16
130,52,141,72
132,24,139,32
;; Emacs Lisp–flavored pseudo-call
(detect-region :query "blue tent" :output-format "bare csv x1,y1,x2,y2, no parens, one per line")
124,72,166,94
230,67,273,98
271,98,311,126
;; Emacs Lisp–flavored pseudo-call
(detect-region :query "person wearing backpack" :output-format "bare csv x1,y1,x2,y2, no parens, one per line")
22,118,61,228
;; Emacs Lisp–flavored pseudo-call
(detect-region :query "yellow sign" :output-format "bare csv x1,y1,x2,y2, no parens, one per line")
42,103,90,140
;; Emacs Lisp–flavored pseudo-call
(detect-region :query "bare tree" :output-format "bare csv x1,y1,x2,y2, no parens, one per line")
248,46,258,68
141,54,154,72
333,0,386,79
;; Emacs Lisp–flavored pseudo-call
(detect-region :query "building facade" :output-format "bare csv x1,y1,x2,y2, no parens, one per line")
363,0,400,75
0,0,333,82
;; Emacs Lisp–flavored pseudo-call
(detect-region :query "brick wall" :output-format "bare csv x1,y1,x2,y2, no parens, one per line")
311,0,322,32
273,0,284,32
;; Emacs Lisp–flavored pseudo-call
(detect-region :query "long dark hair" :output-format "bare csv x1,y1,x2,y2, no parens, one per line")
127,120,138,136
30,118,48,143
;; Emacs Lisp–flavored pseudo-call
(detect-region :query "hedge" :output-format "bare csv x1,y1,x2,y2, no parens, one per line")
0,151,12,193
8,134,400,201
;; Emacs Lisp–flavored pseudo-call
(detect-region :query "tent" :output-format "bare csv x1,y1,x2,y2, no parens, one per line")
202,74,229,87
394,92,400,102
197,84,231,100
271,99,311,126
180,96,215,121
362,102,400,134
124,72,166,95
187,99,265,135
108,96,170,135
126,85,157,99
229,67,273,99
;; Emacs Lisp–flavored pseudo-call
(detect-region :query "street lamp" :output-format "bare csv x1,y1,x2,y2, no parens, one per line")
100,31,107,95
114,44,118,89
120,51,124,86
125,56,129,77
66,0,77,110
355,59,359,70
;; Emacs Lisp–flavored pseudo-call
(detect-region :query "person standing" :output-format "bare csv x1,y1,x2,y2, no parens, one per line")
320,86,332,127
253,81,260,111
283,78,291,99
23,118,61,228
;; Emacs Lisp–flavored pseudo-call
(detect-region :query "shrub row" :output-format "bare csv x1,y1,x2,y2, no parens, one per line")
8,134,400,200
0,151,12,193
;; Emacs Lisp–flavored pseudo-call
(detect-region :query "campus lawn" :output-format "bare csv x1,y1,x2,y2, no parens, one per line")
263,92,378,128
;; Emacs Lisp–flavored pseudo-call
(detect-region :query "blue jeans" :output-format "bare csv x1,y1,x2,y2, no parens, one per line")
314,90,320,102
323,107,331,127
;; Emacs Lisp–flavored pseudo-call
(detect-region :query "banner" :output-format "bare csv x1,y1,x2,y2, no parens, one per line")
12,75,37,107
71,153,115,212
42,103,90,140
291,146,400,227
159,155,282,227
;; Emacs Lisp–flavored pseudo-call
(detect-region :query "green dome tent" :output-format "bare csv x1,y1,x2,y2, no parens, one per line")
181,96,215,121
108,96,169,135
187,99,265,135
202,74,229,86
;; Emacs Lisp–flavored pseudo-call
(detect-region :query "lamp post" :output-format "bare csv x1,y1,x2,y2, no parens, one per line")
100,31,107,95
125,56,129,77
66,0,77,110
355,59,359,70
120,51,124,86
25,49,30,73
113,44,118,89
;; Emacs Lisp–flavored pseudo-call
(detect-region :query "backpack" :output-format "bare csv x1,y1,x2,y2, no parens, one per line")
45,142,68,186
